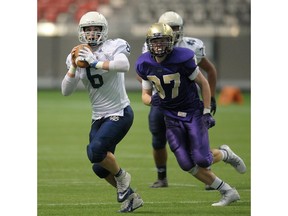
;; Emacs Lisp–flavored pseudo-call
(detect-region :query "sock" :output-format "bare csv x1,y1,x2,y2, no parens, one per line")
220,149,228,161
115,168,123,177
157,166,167,180
210,177,232,192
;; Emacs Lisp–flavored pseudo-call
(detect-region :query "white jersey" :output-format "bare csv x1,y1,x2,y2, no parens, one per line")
62,38,131,120
142,37,206,64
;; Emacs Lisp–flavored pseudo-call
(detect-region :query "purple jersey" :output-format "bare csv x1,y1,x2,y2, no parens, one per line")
135,47,203,121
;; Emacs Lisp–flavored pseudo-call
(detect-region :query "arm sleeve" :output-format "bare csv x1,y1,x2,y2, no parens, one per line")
66,54,72,69
188,67,200,81
142,79,153,90
108,53,130,72
183,53,200,81
61,74,80,96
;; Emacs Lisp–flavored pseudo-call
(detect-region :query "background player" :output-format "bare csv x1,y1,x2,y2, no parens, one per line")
141,11,246,189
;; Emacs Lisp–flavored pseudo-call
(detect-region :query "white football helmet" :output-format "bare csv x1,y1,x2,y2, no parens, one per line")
78,12,108,46
158,11,184,43
146,23,174,57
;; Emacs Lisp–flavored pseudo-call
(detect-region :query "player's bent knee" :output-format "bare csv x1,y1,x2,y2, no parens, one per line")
152,134,166,149
92,164,110,178
86,145,106,163
193,154,213,168
188,165,199,176
196,159,212,168
152,141,166,150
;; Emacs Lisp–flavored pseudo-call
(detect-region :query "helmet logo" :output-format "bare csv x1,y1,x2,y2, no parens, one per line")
153,33,162,37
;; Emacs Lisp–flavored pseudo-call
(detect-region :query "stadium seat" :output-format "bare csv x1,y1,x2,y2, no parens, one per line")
74,1,99,22
37,0,250,28
44,8,59,22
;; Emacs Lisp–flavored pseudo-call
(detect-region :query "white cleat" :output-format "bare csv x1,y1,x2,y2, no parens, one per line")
115,170,131,202
212,188,240,206
219,145,247,174
118,192,144,213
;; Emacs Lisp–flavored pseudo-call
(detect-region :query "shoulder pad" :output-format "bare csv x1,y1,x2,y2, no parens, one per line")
103,38,131,56
168,47,195,63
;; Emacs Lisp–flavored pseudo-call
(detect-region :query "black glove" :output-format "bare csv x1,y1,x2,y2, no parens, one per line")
210,97,217,115
150,94,160,106
203,113,216,129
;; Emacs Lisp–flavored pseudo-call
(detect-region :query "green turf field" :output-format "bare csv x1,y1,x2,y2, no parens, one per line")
38,90,250,216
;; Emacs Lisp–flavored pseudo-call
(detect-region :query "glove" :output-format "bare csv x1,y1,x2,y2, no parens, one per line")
150,94,160,106
78,47,98,66
202,113,216,129
210,97,217,115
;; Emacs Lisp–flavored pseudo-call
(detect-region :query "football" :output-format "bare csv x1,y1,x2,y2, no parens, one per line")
72,44,92,68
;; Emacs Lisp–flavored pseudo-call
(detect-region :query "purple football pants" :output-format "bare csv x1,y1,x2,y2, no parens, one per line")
165,110,213,171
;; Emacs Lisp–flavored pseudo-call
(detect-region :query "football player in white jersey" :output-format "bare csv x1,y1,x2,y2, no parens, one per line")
61,11,143,213
141,11,246,189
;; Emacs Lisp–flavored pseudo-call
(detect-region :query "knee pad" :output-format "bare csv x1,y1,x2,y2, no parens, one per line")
188,165,199,176
196,157,213,168
86,144,106,163
92,164,110,178
152,133,167,149
197,160,212,168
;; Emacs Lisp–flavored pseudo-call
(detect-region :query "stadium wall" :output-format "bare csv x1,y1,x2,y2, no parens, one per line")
38,35,250,91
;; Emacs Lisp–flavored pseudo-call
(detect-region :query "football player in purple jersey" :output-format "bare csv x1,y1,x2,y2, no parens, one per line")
141,11,246,189
135,22,240,206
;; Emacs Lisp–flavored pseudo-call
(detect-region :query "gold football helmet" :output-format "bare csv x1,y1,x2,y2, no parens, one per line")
146,23,175,57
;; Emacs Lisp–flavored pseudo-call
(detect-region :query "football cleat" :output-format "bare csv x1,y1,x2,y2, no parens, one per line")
118,192,144,213
115,170,132,202
150,178,168,188
212,188,240,206
219,145,247,174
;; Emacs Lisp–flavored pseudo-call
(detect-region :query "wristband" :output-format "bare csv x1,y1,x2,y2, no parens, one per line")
68,65,76,74
95,61,104,69
91,61,104,69
203,108,211,114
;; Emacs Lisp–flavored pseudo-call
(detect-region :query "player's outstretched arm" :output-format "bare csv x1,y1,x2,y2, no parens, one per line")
198,57,217,115
142,88,153,106
194,72,211,109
